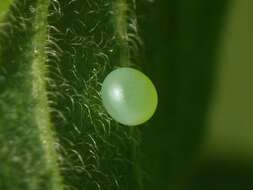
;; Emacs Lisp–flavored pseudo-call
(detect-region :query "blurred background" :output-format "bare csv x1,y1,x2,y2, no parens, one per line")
138,0,253,189
184,0,253,189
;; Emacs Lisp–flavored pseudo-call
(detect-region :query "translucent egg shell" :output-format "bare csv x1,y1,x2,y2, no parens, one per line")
101,67,158,126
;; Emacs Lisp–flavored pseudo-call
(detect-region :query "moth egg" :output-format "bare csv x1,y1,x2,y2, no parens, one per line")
101,67,158,126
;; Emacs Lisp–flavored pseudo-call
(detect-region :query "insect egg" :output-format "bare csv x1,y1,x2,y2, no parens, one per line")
101,67,158,126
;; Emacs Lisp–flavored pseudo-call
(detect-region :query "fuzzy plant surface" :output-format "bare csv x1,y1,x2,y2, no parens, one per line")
0,0,229,190
0,0,143,189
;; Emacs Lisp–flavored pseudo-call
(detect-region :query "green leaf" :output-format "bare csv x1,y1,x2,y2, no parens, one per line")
0,0,230,189
0,0,63,189
0,0,14,21
1,0,143,189
47,0,142,189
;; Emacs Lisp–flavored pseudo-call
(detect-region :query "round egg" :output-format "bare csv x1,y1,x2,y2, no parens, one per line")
101,67,158,126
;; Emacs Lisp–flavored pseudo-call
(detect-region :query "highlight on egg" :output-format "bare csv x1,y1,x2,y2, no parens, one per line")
101,67,158,126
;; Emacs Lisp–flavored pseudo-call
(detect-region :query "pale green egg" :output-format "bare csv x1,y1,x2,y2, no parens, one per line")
101,67,158,126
